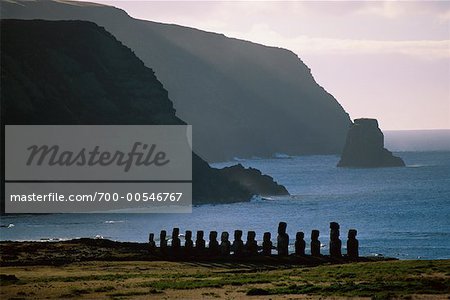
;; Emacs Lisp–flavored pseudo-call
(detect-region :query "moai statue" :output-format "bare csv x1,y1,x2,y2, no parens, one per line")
277,222,289,256
295,232,306,256
148,233,156,253
196,230,206,252
311,230,321,257
245,231,258,256
184,230,194,256
220,231,231,256
262,232,272,256
209,231,220,256
160,230,168,255
347,229,359,259
172,228,181,255
232,230,244,256
329,222,342,258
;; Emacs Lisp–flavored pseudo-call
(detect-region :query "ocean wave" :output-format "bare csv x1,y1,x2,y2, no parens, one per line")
273,153,292,159
250,195,264,202
8,237,74,242
0,223,15,228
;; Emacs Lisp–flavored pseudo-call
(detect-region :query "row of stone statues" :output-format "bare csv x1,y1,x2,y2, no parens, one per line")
148,222,359,258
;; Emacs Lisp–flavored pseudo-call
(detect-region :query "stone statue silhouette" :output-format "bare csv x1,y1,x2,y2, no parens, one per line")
311,230,320,257
295,231,305,256
148,233,156,254
209,231,219,256
262,232,272,256
245,231,258,256
347,229,359,258
329,222,342,258
184,230,193,257
160,230,168,255
220,231,231,256
232,230,244,256
277,222,289,256
196,230,206,252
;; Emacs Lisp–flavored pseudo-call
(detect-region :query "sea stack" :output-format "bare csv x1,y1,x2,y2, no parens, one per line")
337,118,405,168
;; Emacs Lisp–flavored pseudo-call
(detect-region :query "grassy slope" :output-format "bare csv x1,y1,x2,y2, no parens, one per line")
1,260,449,299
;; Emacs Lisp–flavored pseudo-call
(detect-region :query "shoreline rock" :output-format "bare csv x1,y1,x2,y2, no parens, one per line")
220,164,289,196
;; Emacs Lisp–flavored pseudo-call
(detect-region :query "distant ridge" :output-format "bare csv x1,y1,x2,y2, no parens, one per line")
1,0,351,162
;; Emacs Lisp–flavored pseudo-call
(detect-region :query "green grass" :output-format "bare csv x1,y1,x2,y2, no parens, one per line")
138,272,279,290
126,260,450,297
32,272,161,283
2,259,449,299
243,260,450,298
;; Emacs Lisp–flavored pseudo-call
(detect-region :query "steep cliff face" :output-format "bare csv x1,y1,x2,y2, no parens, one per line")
0,19,288,205
1,0,351,162
337,119,405,168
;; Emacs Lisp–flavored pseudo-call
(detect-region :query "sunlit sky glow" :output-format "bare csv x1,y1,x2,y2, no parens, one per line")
79,0,450,130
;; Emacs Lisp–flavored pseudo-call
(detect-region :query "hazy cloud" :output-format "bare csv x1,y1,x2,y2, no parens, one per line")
92,1,449,59
225,24,450,59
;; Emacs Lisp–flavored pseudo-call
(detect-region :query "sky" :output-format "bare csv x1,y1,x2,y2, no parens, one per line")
79,0,450,130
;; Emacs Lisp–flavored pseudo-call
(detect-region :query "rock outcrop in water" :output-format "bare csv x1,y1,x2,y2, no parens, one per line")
1,0,351,162
0,19,289,210
337,118,405,168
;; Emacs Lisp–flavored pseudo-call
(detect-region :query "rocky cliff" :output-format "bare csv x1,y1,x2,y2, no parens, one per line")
337,119,405,168
1,0,351,162
0,19,288,207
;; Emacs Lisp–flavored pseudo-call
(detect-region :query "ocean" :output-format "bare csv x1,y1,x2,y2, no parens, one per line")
1,151,449,260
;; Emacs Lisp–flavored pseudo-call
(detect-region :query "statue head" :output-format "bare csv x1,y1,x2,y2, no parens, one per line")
348,229,357,239
221,231,229,242
330,222,340,230
209,231,218,240
278,222,287,234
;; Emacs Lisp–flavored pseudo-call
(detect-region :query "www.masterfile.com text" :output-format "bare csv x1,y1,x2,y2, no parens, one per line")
9,192,184,202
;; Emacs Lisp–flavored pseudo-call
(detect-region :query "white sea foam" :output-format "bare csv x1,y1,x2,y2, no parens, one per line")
273,153,292,159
